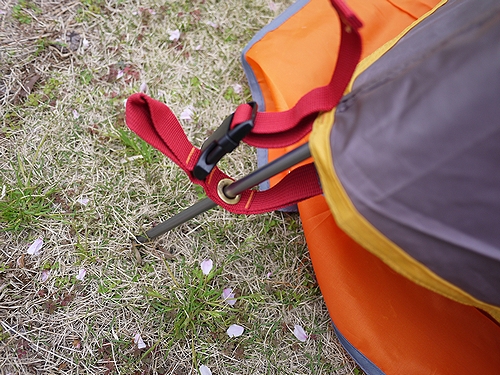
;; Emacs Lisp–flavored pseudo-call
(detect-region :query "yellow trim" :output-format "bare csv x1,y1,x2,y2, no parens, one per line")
346,0,449,93
310,0,500,320
311,111,500,321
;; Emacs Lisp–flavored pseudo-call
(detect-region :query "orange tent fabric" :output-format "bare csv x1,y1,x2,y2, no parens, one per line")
244,0,445,187
243,0,500,372
300,196,500,374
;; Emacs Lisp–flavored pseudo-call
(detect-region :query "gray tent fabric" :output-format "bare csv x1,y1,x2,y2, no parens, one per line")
331,0,500,305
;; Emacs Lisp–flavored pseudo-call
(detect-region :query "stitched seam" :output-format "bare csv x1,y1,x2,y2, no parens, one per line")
245,190,256,210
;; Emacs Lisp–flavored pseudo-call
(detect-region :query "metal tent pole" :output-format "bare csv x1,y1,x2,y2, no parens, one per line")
135,143,311,243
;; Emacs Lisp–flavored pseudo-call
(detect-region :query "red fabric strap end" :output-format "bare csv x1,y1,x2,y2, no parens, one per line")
126,93,201,176
125,93,322,214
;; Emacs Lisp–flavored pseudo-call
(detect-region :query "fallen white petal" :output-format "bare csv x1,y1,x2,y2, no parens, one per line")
168,29,181,41
27,238,43,256
268,1,277,11
200,259,213,275
222,287,236,306
266,271,272,278
76,197,89,205
205,21,218,28
41,270,50,282
195,44,202,50
293,324,308,342
82,38,90,49
0,10,7,15
73,109,80,119
133,333,146,349
232,84,242,94
72,339,81,349
121,155,143,164
226,324,244,338
139,82,148,93
116,70,124,79
199,364,212,375
76,268,86,281
180,107,193,121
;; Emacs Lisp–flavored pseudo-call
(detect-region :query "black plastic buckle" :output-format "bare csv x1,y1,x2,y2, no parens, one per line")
193,102,258,180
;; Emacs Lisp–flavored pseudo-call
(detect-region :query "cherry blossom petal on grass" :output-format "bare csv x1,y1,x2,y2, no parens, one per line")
205,20,218,28
168,29,181,41
76,269,86,281
293,324,308,342
41,270,50,282
76,197,89,206
199,365,212,375
180,107,194,121
133,333,146,349
72,339,81,349
221,287,236,306
232,84,242,94
27,238,43,256
226,324,244,338
139,82,148,93
200,259,213,275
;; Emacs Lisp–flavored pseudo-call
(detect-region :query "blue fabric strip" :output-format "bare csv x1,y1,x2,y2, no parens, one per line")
332,323,385,375
257,148,270,189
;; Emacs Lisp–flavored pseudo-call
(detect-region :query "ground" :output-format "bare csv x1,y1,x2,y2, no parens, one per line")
0,0,362,374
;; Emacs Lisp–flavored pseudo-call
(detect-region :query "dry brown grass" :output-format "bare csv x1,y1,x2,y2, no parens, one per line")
0,0,362,374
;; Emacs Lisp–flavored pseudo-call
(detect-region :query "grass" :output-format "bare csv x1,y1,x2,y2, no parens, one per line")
0,183,59,231
12,0,41,24
0,0,362,374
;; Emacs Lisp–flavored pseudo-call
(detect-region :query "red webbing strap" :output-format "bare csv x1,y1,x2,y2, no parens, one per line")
126,93,322,215
230,0,363,148
125,0,362,214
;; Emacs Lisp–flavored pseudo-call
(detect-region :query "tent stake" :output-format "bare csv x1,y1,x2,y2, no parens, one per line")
135,143,312,243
